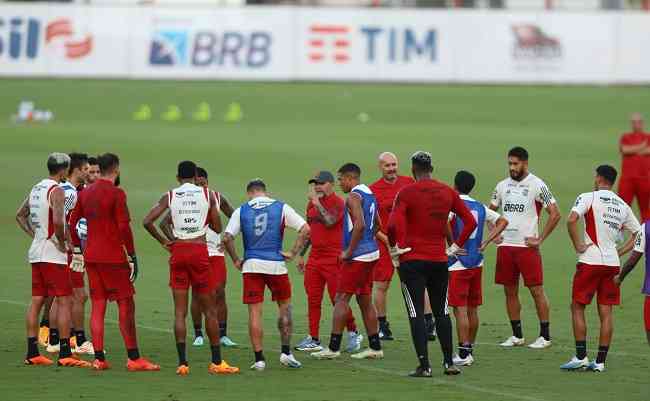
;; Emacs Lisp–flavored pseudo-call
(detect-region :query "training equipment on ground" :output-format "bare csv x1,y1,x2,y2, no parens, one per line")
161,105,182,122
132,104,152,121
192,102,211,122
224,102,243,123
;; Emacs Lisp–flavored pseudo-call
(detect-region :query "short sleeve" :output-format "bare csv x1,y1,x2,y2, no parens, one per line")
225,208,241,236
490,182,502,208
633,225,646,253
534,178,556,208
484,206,501,224
570,193,592,217
283,204,307,231
623,206,642,234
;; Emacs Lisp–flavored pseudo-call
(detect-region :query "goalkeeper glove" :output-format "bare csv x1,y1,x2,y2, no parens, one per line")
128,254,138,283
71,247,85,272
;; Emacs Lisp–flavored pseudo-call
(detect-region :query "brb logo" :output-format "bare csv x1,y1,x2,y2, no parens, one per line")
0,17,93,60
511,24,561,60
307,24,437,64
149,28,271,68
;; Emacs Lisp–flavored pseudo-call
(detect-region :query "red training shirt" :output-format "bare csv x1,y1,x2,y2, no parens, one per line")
306,192,345,258
70,178,135,264
387,178,477,263
369,175,415,234
619,131,649,178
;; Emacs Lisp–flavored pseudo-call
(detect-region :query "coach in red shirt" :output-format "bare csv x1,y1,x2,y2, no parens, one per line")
619,113,650,221
70,153,158,371
388,151,476,377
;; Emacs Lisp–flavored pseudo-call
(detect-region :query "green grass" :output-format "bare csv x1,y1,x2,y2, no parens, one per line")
1,79,649,401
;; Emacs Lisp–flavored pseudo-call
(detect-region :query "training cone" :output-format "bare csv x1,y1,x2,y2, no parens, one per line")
132,104,152,121
224,102,243,123
192,102,211,122
162,105,182,122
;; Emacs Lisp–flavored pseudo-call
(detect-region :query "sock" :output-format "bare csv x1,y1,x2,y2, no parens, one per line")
459,343,472,359
312,337,320,343
254,350,265,362
176,342,187,366
49,328,60,346
424,313,434,324
59,338,72,359
127,348,140,360
211,345,222,365
378,316,387,327
576,340,587,360
281,345,291,355
194,327,203,338
40,318,49,328
219,321,227,338
75,330,87,346
329,333,343,352
368,333,382,351
95,350,106,361
436,315,455,366
510,320,523,339
27,337,39,359
596,345,609,364
469,343,474,355
540,321,550,341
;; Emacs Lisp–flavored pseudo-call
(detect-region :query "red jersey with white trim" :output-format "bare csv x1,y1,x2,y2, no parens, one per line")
70,178,135,264
571,189,640,266
490,173,556,247
619,131,649,178
369,175,415,233
388,178,477,263
28,178,66,265
306,192,345,258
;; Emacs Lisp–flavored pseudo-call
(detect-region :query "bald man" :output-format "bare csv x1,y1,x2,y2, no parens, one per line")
369,152,416,340
619,113,650,221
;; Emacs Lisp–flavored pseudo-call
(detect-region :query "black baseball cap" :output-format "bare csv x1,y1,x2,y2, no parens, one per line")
308,171,335,184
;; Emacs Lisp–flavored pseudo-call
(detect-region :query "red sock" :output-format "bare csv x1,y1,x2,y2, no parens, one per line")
90,298,107,352
117,297,138,350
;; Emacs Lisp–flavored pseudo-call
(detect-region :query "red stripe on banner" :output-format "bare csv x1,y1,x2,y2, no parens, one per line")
334,40,349,48
46,19,72,42
65,37,93,58
309,53,324,62
310,25,349,34
334,53,349,63
309,39,324,47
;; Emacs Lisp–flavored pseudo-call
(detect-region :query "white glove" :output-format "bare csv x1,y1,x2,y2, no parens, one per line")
389,245,412,268
446,243,461,257
71,247,85,272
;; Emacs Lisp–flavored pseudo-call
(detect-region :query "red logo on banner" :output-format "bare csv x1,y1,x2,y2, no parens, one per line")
46,18,93,59
308,25,350,64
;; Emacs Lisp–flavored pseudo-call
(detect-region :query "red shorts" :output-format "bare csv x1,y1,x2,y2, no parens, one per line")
572,263,620,306
242,273,291,304
448,268,483,307
86,262,134,301
644,296,650,331
373,242,395,282
338,260,376,295
495,246,543,287
70,271,85,289
169,242,214,294
192,256,227,295
31,262,73,297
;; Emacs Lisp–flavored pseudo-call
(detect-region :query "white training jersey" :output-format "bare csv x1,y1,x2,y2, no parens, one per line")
571,190,641,267
206,190,223,257
490,173,556,247
27,178,67,265
168,182,210,240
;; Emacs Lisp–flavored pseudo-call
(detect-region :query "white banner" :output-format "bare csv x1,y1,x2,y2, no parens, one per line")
0,4,649,84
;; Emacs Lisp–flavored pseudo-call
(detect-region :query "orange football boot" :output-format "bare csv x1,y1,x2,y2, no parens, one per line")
208,361,240,375
176,365,190,376
92,359,111,370
126,357,160,372
58,357,92,368
24,355,54,366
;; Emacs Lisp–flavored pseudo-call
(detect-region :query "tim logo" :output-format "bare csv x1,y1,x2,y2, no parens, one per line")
149,30,188,65
512,24,561,60
308,24,350,64
0,17,93,60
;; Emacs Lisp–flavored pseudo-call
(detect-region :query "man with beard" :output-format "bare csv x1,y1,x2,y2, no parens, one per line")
489,146,561,349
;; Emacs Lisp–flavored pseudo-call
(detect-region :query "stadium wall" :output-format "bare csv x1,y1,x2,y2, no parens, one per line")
0,4,649,84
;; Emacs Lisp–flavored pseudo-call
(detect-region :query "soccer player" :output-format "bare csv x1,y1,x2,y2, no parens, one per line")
222,179,309,371
561,165,640,372
615,217,650,347
294,171,362,353
16,153,89,367
311,163,384,361
490,146,560,349
388,152,476,377
618,113,650,221
143,161,239,376
369,152,417,341
87,156,100,185
69,153,159,371
447,171,508,367
159,166,238,348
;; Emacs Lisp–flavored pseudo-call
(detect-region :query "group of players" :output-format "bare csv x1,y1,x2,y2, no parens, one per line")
16,141,650,377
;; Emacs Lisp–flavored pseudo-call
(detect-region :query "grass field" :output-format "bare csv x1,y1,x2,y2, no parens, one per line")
1,79,649,401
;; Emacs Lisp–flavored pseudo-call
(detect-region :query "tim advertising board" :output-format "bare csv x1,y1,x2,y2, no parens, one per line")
129,7,292,80
295,9,454,82
0,4,129,76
